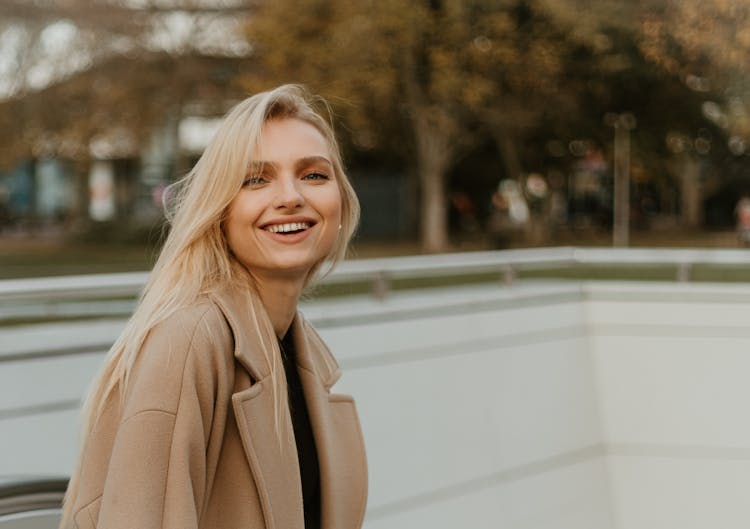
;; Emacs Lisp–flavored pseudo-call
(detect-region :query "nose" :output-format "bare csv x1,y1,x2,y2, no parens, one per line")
273,175,304,209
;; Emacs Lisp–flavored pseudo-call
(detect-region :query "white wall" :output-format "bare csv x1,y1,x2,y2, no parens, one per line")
307,284,610,529
2,281,750,528
584,283,750,529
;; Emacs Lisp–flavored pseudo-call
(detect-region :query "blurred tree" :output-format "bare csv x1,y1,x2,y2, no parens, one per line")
4,0,742,241
524,0,734,231
638,0,750,142
629,0,750,227
0,0,254,165
0,0,255,233
247,0,581,252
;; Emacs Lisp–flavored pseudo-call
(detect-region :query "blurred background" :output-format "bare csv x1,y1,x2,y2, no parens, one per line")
3,0,750,277
6,3,750,528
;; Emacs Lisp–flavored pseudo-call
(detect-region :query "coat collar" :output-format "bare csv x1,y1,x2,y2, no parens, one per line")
292,316,368,529
210,280,340,385
209,282,366,529
210,280,275,381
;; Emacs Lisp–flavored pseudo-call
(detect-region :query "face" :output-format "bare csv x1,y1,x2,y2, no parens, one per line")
224,118,342,283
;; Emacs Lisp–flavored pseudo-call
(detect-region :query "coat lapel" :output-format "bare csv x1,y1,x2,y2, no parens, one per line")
231,375,304,529
212,285,304,529
293,317,369,529
211,284,367,529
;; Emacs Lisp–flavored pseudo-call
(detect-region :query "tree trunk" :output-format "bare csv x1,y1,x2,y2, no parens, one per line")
412,109,453,253
419,156,449,253
613,120,631,246
401,44,457,253
679,153,702,229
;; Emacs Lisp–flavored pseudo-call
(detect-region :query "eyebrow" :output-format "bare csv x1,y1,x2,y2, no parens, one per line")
250,155,333,174
296,155,333,171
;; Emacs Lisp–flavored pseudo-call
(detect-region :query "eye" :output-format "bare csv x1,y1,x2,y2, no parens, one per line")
243,175,268,187
302,171,330,181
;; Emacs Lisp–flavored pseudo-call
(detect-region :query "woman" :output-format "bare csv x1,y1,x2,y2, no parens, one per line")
60,85,368,529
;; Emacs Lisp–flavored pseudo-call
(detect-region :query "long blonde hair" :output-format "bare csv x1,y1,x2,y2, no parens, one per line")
60,84,359,527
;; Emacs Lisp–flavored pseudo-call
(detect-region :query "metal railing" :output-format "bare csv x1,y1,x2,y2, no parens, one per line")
328,246,750,291
0,477,66,529
2,246,750,322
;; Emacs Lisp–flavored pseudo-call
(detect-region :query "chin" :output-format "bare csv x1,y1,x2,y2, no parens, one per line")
266,257,324,277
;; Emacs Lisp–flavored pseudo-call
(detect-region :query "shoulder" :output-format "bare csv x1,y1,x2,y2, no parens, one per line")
142,298,234,372
123,298,235,419
150,298,233,357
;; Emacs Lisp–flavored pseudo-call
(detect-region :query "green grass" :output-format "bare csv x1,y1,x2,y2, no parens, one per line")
0,242,158,279
520,264,750,282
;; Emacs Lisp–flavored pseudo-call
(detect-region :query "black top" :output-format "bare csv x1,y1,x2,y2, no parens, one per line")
279,330,321,529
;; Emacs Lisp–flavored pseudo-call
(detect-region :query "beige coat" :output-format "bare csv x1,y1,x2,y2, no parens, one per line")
69,285,368,529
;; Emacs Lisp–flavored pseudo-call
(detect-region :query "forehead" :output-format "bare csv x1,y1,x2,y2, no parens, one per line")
255,118,330,162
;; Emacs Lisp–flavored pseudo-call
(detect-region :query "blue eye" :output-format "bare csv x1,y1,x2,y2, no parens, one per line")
303,172,329,181
243,175,267,186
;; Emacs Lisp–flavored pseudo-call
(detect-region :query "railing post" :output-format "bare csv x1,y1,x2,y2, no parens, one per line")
676,262,691,282
502,264,516,285
372,271,390,300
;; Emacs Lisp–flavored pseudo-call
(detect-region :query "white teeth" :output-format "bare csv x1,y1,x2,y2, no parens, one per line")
266,222,311,233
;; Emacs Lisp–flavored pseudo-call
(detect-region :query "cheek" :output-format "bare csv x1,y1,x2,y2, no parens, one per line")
224,205,239,241
323,192,344,249
224,201,253,251
226,194,263,229
326,187,343,224
223,216,241,256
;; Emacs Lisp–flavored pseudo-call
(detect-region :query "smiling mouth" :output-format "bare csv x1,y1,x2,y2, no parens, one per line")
263,221,313,234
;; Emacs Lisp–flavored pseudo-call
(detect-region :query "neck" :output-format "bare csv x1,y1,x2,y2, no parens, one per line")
251,273,305,339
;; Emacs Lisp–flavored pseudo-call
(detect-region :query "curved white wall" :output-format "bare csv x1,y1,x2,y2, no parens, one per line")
2,280,750,528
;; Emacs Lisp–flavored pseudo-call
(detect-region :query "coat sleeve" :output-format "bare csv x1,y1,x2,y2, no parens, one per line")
94,305,234,529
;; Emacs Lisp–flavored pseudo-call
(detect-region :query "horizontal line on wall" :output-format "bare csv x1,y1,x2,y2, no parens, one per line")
0,399,81,421
2,292,583,363
0,299,135,323
338,319,750,372
339,325,587,370
309,290,584,329
584,286,750,305
606,442,750,461
588,322,750,339
367,440,750,520
366,444,604,520
0,344,110,364
1,288,583,362
6,321,745,368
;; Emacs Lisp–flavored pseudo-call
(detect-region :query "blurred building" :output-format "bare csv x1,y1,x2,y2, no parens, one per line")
0,114,418,241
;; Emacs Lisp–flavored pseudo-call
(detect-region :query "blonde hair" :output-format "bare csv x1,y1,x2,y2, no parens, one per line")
60,84,359,528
